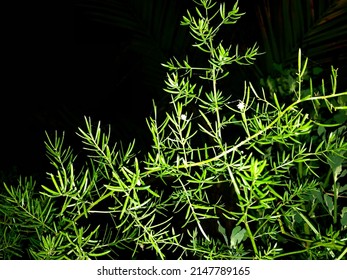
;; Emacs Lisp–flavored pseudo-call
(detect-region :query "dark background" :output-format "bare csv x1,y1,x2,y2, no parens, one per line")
1,0,346,181
0,0,258,179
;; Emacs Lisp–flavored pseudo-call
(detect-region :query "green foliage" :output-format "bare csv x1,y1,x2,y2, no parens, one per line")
2,0,347,259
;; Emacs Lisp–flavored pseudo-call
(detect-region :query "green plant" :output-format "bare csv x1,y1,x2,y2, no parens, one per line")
1,0,347,260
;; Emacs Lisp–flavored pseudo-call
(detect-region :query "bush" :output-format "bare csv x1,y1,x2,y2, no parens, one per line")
1,0,346,260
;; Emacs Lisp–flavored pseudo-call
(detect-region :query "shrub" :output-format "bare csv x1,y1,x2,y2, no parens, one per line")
1,0,346,260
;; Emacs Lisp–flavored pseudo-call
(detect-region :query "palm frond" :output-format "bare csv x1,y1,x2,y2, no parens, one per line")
255,0,347,74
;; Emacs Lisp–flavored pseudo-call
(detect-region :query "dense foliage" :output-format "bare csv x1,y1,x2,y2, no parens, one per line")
1,0,346,259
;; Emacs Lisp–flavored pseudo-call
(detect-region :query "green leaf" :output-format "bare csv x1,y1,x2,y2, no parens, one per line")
317,125,326,136
324,193,334,215
327,154,344,183
341,207,347,227
217,220,228,245
229,226,246,248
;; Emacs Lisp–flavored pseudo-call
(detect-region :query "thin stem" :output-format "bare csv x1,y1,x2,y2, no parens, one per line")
145,91,346,175
333,182,338,224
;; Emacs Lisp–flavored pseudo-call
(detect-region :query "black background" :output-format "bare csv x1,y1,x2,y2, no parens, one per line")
0,1,258,179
